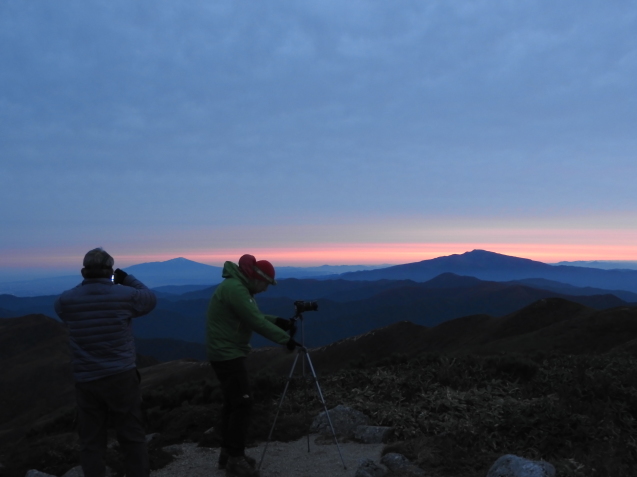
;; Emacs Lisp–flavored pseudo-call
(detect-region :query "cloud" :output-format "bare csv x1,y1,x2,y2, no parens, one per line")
1,0,637,257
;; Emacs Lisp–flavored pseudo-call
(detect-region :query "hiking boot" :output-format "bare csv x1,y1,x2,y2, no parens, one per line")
244,454,257,468
219,449,256,470
226,455,259,477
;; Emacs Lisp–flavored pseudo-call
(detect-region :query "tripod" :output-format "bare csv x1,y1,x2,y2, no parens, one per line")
258,311,347,471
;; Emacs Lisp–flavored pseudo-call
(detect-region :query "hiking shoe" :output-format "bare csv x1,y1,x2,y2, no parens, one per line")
219,449,256,470
245,454,257,468
226,455,260,477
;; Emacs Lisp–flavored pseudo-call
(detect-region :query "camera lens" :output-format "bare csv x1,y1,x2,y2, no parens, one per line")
294,300,318,313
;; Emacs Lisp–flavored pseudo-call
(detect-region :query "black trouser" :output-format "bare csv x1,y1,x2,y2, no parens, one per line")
75,369,149,477
211,357,252,457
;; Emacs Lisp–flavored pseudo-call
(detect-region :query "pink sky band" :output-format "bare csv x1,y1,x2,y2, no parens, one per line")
3,242,637,269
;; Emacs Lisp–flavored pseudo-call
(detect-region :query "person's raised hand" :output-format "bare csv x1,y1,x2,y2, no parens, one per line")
113,268,128,285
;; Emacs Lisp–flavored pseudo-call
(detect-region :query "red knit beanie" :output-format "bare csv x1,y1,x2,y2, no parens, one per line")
238,254,277,285
239,254,257,278
255,260,276,285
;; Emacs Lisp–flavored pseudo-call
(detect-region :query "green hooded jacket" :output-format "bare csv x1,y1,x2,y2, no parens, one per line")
206,261,290,361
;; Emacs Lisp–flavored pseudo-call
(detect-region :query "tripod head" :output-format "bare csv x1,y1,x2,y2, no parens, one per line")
289,300,318,347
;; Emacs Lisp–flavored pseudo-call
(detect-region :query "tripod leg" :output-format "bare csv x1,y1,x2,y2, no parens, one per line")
303,350,348,470
258,351,300,471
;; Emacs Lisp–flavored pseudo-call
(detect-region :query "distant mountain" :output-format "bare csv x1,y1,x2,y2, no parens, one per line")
275,264,392,279
123,257,224,287
0,259,391,297
151,284,213,296
507,278,637,302
0,294,59,319
340,249,637,293
0,275,82,297
554,260,637,270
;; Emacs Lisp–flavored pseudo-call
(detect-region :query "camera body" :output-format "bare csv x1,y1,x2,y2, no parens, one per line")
294,300,318,314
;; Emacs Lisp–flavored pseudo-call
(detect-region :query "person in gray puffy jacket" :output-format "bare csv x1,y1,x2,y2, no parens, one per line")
55,248,156,477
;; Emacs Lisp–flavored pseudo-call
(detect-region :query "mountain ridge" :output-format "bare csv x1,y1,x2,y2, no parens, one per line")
340,249,637,292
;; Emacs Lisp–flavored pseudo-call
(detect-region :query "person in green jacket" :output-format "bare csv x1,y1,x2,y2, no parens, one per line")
206,254,297,477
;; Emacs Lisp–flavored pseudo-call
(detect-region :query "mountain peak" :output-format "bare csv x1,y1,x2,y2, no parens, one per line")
162,257,196,264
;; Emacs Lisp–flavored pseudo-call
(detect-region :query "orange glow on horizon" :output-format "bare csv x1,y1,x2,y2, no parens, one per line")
111,242,637,267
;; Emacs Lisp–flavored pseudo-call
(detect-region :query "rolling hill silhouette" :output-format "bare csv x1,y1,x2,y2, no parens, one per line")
2,273,628,351
131,272,626,348
250,298,637,375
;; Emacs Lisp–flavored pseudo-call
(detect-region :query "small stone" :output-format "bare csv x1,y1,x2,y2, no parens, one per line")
355,458,387,477
487,454,556,477
380,453,411,471
380,453,426,476
25,471,57,477
354,425,393,444
145,433,160,443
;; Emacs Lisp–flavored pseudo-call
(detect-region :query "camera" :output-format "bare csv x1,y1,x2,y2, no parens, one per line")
294,300,318,314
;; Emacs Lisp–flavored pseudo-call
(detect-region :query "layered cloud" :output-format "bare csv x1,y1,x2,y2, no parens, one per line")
1,1,636,267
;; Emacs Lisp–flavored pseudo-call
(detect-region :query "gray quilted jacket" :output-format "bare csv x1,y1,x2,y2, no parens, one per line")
54,275,157,382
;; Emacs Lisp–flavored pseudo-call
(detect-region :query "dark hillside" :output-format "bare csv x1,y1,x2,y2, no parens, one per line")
0,315,73,443
508,278,637,302
0,316,164,445
292,282,624,348
245,298,637,376
2,300,637,477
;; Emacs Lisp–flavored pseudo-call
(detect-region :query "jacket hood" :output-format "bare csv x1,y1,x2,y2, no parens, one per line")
221,261,249,285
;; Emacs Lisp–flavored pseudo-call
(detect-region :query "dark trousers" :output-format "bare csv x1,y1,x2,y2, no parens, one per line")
75,369,149,477
211,357,253,457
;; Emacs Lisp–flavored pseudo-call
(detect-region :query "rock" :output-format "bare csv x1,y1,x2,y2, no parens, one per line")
59,465,113,477
355,458,387,477
380,453,411,471
380,453,426,476
61,466,83,477
487,454,556,477
310,405,370,437
25,471,57,477
162,444,185,455
145,433,160,443
204,426,215,434
354,425,393,444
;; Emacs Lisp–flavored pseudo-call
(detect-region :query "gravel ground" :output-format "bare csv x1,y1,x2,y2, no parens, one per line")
151,437,385,477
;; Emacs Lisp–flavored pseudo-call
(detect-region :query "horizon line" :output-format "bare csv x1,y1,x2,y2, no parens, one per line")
3,244,637,272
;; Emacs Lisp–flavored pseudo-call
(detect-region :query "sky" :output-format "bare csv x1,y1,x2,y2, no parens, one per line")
2,0,637,278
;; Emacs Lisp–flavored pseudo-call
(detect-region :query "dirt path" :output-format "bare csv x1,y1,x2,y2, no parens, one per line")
151,437,385,477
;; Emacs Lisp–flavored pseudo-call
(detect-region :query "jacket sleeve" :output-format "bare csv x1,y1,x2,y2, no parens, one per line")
122,274,157,317
227,284,290,345
264,314,279,324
